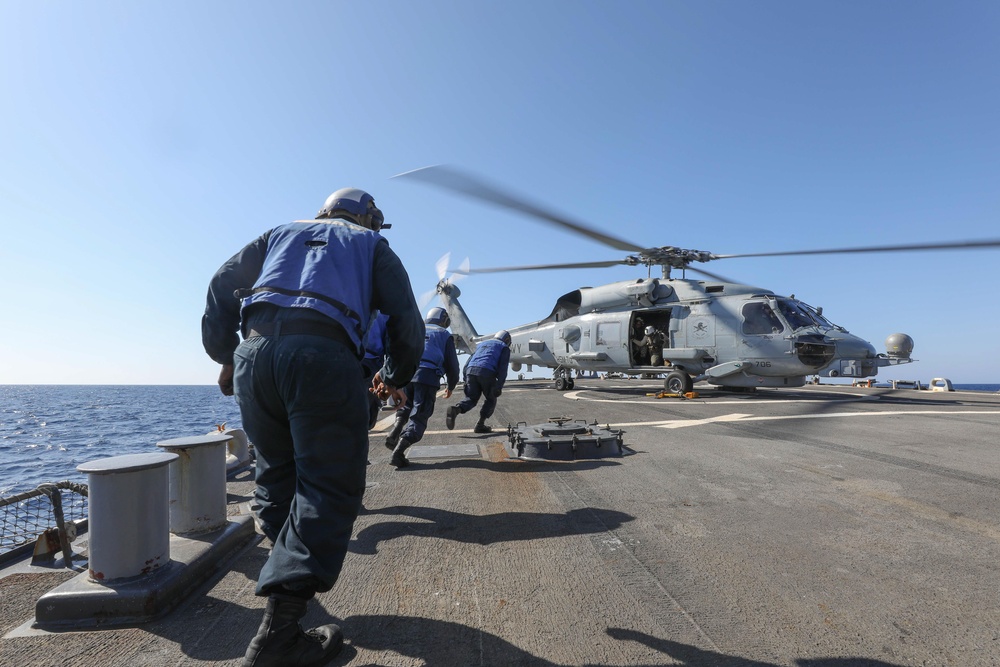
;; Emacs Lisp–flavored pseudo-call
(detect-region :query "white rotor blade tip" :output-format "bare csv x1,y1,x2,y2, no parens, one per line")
418,289,438,311
435,253,451,281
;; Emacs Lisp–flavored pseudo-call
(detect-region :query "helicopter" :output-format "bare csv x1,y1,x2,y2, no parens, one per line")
395,166,1000,394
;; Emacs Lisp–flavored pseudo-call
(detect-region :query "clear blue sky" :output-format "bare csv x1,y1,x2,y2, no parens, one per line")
1,2,997,385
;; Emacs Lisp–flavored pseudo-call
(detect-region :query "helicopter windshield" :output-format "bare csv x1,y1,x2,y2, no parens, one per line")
799,302,843,330
775,299,818,331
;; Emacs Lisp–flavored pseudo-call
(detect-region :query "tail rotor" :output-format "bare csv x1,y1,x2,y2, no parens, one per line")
418,252,470,311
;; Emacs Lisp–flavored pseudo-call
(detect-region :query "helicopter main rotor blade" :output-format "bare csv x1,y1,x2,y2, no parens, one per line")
714,238,1000,261
453,259,629,274
685,266,738,283
393,165,647,254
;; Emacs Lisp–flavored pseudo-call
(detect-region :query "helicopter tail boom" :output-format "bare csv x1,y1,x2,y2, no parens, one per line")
436,279,480,355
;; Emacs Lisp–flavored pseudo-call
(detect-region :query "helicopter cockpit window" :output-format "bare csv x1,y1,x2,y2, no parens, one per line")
775,299,815,331
802,303,839,329
742,302,784,335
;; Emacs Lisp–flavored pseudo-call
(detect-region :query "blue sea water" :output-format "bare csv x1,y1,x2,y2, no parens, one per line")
0,385,242,496
954,384,1000,392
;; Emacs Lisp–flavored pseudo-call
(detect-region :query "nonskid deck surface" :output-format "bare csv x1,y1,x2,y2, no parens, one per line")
2,381,1000,666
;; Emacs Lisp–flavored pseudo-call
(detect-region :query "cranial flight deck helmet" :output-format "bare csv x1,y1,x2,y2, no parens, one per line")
644,325,655,336
316,187,388,231
495,330,512,346
425,307,450,329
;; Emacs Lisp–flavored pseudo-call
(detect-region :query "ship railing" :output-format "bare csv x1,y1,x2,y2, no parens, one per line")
0,481,89,567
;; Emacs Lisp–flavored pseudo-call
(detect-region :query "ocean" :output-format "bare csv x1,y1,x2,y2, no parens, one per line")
2,383,998,497
956,384,1000,392
0,385,242,496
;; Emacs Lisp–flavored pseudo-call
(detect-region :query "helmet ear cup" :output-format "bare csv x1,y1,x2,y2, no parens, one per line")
425,307,450,328
366,204,385,232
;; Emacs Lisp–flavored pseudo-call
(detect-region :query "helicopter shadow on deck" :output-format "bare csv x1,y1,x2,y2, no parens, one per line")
350,501,633,556
407,457,626,471
573,383,972,409
776,387,973,414
327,616,908,667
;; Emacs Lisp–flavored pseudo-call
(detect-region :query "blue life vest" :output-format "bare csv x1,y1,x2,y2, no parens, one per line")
467,338,506,373
240,220,381,352
418,325,451,378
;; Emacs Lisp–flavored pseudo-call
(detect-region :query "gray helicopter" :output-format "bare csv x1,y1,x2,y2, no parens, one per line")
396,166,1000,393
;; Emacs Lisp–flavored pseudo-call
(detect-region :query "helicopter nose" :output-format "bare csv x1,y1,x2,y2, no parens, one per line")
822,335,879,377
835,335,878,360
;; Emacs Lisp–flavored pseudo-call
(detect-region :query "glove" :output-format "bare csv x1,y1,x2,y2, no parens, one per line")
495,388,502,397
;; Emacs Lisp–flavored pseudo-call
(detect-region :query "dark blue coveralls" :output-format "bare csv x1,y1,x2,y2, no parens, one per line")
396,324,460,444
456,338,510,421
202,221,423,597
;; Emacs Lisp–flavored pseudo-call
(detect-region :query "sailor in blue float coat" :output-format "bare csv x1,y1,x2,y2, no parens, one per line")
446,330,512,434
202,188,423,667
384,307,460,467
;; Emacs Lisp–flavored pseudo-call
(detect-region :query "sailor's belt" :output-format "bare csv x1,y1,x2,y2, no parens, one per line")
246,319,353,349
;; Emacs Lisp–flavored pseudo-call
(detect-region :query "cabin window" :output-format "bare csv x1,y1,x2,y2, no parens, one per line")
742,302,784,335
595,321,621,347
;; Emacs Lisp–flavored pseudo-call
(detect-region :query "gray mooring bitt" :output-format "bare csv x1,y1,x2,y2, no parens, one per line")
33,437,255,630
76,452,177,582
157,433,231,534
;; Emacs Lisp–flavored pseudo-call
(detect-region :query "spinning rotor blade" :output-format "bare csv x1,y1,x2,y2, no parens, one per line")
435,252,452,281
393,165,647,254
417,288,438,311
453,259,629,275
452,258,739,284
684,266,738,283
436,252,469,283
714,238,1000,261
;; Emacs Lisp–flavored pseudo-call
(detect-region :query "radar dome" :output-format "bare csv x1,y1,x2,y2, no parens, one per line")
885,333,914,359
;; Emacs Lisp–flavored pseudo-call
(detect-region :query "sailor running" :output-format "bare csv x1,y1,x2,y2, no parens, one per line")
446,330,511,434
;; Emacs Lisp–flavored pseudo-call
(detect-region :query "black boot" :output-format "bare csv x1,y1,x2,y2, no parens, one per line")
242,594,343,667
474,419,492,434
446,405,459,430
384,413,407,450
391,438,412,468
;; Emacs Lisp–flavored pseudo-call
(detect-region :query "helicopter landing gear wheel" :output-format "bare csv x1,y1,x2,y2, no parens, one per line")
664,370,692,394
554,367,573,391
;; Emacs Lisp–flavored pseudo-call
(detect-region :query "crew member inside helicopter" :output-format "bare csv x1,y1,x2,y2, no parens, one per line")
632,325,666,366
742,302,785,335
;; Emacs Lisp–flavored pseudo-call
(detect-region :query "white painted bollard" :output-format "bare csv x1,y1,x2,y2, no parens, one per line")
156,434,231,534
930,377,954,392
205,427,252,471
77,452,177,583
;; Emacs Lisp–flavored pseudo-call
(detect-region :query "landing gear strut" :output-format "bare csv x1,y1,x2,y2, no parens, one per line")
553,367,575,391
